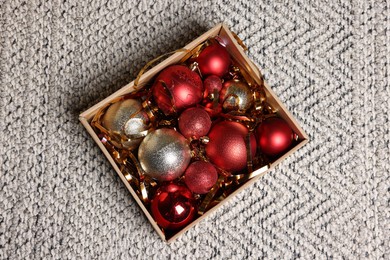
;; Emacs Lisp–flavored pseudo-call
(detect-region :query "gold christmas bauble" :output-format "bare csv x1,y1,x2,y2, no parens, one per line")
102,99,149,150
219,79,254,113
138,128,191,182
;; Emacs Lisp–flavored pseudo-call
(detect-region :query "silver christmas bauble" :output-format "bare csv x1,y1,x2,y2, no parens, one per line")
138,128,191,182
102,99,149,150
219,79,254,113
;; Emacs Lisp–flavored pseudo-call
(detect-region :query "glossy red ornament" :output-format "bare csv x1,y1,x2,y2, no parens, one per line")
204,102,223,118
152,65,204,115
256,117,293,157
203,75,223,98
184,161,218,194
178,107,212,139
151,183,196,230
197,43,231,77
205,121,257,172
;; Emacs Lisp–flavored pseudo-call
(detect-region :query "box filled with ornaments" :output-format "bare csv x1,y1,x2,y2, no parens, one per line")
79,24,308,242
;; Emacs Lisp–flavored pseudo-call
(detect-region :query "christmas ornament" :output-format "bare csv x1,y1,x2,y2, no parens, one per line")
138,128,191,181
204,102,223,118
102,99,149,149
152,65,203,115
184,161,218,194
256,117,293,157
205,121,256,172
178,107,212,139
151,183,196,230
197,43,231,77
220,79,254,113
203,75,222,98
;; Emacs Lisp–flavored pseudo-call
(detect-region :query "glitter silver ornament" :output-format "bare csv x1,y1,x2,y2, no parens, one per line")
102,99,149,150
138,128,191,182
219,79,254,113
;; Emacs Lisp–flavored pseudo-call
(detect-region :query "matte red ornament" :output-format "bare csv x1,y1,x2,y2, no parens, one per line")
178,107,212,139
205,121,257,172
151,183,196,230
197,43,231,77
152,65,204,115
256,117,293,157
203,75,223,98
184,161,218,194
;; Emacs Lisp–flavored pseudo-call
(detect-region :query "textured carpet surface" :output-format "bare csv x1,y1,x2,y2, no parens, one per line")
1,0,389,259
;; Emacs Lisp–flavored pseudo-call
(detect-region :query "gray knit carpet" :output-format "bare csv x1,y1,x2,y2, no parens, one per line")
1,0,389,259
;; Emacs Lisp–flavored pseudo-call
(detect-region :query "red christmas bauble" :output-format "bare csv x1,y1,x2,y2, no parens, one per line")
197,43,231,77
152,65,204,115
204,102,223,118
205,121,257,172
178,107,212,139
203,75,223,98
151,183,196,230
256,117,293,157
184,161,218,194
